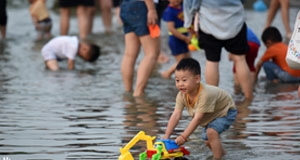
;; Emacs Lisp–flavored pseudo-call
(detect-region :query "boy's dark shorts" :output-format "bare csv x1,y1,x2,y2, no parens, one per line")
120,0,149,36
198,23,250,62
59,0,95,8
202,109,237,141
169,35,189,56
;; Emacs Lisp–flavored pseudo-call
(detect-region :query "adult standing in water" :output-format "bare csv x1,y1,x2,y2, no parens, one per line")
58,0,95,39
97,0,113,33
120,0,160,96
0,0,7,40
184,0,253,101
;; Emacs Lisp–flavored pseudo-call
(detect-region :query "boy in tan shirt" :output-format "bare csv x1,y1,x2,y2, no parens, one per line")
162,58,236,160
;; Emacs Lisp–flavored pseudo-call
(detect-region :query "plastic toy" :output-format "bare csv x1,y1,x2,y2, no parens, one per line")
188,35,200,51
253,0,267,12
119,131,190,160
149,24,160,38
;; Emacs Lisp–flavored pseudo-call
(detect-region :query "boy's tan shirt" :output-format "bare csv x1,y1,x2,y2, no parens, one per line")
175,83,235,127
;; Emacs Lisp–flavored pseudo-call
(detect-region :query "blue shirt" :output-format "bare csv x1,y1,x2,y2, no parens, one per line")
163,5,184,30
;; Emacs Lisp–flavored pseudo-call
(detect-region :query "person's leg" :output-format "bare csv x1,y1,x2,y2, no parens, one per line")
45,21,52,39
233,73,242,94
231,54,253,100
298,85,300,98
60,8,71,35
265,0,280,29
121,32,141,93
0,0,7,40
77,5,89,39
206,128,224,160
45,60,59,71
134,35,160,96
161,52,190,79
99,0,113,33
157,51,170,64
278,0,292,39
274,68,300,83
87,6,96,34
0,25,6,40
205,60,220,86
115,6,123,26
262,61,280,81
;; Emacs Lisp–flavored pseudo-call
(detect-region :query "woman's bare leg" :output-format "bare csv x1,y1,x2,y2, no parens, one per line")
121,32,141,93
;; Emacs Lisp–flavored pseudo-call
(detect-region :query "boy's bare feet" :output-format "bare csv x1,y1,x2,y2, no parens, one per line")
157,51,170,64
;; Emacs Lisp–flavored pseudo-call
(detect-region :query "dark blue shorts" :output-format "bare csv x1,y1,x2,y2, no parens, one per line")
120,1,149,36
169,35,189,56
202,109,237,141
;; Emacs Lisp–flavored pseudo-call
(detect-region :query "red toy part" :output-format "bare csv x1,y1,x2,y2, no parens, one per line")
147,150,165,158
180,147,190,155
147,150,157,158
168,148,181,153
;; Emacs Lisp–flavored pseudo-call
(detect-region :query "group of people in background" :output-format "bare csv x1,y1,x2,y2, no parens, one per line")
0,0,122,40
1,0,300,159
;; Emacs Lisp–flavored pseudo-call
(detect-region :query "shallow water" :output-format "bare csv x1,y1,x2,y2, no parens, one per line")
0,1,300,160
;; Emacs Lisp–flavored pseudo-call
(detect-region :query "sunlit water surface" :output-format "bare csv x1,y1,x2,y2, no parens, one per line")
0,1,300,160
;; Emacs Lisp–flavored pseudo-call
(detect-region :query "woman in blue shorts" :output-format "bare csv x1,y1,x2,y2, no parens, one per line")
120,0,160,97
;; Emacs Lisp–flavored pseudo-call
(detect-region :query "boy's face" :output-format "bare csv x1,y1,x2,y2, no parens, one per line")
79,43,91,61
175,70,200,94
169,0,182,7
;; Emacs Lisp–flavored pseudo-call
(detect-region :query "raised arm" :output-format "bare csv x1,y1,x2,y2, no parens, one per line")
175,111,204,145
162,108,183,139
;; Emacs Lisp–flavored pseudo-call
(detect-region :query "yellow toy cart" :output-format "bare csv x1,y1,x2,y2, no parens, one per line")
119,131,189,160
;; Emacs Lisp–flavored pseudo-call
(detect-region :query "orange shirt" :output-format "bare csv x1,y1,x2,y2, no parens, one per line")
261,42,300,77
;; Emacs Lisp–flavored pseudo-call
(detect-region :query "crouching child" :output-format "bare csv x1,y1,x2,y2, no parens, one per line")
162,58,237,160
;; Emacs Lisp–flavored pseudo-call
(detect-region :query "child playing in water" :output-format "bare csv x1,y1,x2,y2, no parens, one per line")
255,27,300,83
161,0,191,79
28,0,52,40
162,58,237,160
41,36,101,71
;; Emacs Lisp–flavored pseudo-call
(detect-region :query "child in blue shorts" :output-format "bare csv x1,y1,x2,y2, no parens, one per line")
161,0,191,79
162,58,237,160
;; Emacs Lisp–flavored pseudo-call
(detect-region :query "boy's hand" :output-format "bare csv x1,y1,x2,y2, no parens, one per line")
175,135,186,146
161,135,169,140
184,36,192,44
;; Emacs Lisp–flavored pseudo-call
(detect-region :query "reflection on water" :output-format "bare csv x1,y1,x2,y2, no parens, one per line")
0,2,300,160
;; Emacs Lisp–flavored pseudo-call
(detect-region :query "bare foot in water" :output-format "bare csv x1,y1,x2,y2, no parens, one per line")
157,51,170,64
